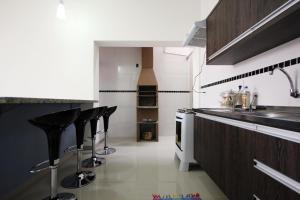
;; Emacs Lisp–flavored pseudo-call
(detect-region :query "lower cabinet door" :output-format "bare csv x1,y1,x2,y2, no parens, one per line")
194,116,201,164
222,123,254,200
254,130,300,182
253,168,300,200
198,117,254,200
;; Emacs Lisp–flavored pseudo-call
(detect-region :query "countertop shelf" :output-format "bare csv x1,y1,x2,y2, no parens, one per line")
0,97,98,104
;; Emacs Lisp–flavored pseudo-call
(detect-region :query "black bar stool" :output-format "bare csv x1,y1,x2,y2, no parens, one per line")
61,108,99,188
97,106,117,155
82,106,107,168
29,108,81,200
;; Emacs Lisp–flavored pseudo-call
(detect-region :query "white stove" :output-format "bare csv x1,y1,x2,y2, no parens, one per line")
175,109,196,171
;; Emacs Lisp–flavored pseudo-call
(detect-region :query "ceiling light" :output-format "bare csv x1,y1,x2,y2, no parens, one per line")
56,0,66,20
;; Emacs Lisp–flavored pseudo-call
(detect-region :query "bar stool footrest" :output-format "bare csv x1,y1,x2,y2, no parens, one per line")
61,171,95,189
30,160,49,174
42,192,77,200
82,157,105,168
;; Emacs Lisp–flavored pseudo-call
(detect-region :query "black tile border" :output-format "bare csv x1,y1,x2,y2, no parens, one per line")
99,90,137,93
99,90,191,93
201,56,300,89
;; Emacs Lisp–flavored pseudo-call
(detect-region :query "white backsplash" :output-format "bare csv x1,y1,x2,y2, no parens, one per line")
193,37,300,108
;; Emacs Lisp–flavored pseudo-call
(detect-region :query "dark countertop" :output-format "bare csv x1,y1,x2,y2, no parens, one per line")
193,107,300,133
0,97,98,104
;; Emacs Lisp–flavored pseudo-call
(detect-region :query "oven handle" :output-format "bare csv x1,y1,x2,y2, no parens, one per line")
176,116,183,120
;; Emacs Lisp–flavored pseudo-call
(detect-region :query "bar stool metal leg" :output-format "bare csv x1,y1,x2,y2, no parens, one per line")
50,165,58,199
97,131,116,155
43,162,77,200
82,137,105,168
96,106,117,155
61,147,95,189
82,108,107,167
61,108,99,188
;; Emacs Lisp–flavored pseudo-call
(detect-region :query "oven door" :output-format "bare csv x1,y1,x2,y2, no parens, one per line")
176,116,183,151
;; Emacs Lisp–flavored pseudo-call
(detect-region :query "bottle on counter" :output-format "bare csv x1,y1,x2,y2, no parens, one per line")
250,93,258,111
235,85,243,107
242,86,250,110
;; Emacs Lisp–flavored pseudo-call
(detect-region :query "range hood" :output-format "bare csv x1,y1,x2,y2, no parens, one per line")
183,20,206,47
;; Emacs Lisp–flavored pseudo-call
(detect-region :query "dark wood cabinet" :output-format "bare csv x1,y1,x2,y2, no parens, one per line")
222,124,254,200
206,0,300,65
194,117,224,188
194,117,201,164
206,0,228,58
194,115,300,200
207,0,254,58
194,116,254,200
254,131,300,183
253,169,300,200
251,0,288,23
203,118,225,190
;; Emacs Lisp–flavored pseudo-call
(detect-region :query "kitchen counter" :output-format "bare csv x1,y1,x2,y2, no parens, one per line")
0,97,98,104
193,107,300,133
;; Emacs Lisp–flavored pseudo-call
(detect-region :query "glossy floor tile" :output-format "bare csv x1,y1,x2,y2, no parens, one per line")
16,136,228,200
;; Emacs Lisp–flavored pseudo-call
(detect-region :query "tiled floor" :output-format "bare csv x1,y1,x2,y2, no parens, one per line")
17,136,228,200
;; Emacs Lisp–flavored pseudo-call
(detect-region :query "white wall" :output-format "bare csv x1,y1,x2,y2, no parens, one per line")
191,47,202,108
99,47,192,138
0,0,202,100
200,0,219,19
99,47,141,138
194,38,300,108
154,47,192,136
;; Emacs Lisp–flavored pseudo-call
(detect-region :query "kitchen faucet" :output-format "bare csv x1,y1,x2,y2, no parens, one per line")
270,67,299,98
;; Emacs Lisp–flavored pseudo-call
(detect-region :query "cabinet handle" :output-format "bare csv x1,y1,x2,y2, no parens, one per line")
253,160,257,166
253,194,260,200
256,125,300,144
254,159,300,194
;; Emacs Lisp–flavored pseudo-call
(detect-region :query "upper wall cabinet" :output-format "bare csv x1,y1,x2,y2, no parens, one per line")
206,0,300,65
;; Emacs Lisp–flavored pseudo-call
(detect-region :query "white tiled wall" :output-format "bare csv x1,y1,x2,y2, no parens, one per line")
99,47,142,90
99,93,138,138
99,47,141,138
154,48,192,91
99,47,192,138
154,47,192,136
158,93,191,135
193,37,300,108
